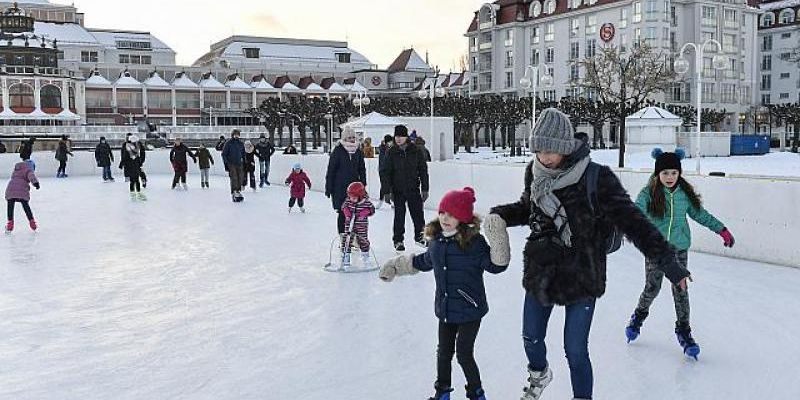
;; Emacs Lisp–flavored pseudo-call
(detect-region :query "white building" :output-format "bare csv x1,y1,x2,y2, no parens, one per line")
757,0,800,106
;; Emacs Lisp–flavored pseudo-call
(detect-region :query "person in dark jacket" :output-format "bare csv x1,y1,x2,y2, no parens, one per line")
380,187,508,400
196,143,214,188
120,135,146,201
283,144,298,155
169,137,197,190
377,134,393,204
54,135,73,178
325,126,367,234
215,135,226,151
255,135,276,187
222,129,246,201
120,133,148,188
243,140,258,191
0,140,6,154
19,137,34,161
382,125,430,251
484,108,691,400
95,137,115,182
417,136,433,162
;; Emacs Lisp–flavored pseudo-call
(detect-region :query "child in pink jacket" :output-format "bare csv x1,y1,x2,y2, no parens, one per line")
5,159,40,232
285,163,311,213
340,181,375,269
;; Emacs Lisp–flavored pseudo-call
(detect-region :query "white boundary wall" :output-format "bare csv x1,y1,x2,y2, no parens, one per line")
2,152,798,268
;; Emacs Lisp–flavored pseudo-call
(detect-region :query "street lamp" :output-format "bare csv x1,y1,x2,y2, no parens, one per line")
324,112,333,152
519,64,554,151
352,90,370,117
418,68,445,150
675,39,727,171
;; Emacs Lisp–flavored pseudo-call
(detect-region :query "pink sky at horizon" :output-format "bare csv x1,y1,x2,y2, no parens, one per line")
55,0,487,72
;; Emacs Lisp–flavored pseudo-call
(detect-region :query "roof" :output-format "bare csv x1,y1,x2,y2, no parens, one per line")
85,70,111,87
297,76,316,90
115,71,142,88
341,112,402,128
143,71,170,88
759,0,800,11
466,0,628,32
199,73,225,89
225,74,252,89
194,36,371,66
274,76,299,91
172,72,198,88
348,80,367,93
87,28,173,52
387,48,431,73
33,21,98,46
327,82,349,93
626,106,682,122
250,74,275,90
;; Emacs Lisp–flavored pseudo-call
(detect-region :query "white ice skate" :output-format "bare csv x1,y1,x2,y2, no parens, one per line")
300,207,306,213
521,367,553,400
182,183,188,190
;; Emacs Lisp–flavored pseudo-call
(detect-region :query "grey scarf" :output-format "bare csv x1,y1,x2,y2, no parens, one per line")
530,155,591,247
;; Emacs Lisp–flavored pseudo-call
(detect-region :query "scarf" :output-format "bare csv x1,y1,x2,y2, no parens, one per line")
530,144,591,247
126,143,139,160
340,139,358,154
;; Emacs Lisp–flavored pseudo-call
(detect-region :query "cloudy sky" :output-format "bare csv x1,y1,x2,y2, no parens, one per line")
58,0,486,71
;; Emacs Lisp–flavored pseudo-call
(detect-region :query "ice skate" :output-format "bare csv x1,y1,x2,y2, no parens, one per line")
5,220,13,232
28,219,37,231
137,192,147,201
521,366,552,400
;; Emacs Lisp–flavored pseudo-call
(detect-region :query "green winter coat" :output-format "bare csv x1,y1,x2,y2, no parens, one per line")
635,185,724,251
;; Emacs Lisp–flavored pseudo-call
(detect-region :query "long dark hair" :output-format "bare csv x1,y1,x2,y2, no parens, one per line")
424,216,481,251
647,174,702,218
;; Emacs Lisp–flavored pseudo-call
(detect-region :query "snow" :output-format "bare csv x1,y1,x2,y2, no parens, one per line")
626,107,682,121
224,77,251,90
0,175,798,399
326,82,348,93
759,0,800,11
303,83,325,93
250,80,274,90
171,74,198,89
404,48,432,72
453,148,800,178
115,74,142,88
85,72,112,87
199,76,225,89
221,41,370,65
144,72,171,88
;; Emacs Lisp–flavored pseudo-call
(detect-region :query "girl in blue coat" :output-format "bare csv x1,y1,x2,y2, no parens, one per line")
380,187,510,400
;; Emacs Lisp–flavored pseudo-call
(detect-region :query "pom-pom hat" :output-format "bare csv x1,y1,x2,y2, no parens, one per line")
438,187,477,224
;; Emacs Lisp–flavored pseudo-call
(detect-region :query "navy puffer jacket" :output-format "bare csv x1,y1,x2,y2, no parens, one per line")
412,222,507,324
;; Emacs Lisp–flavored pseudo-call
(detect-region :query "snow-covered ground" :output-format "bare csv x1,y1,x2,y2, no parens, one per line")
453,148,800,178
1,176,799,399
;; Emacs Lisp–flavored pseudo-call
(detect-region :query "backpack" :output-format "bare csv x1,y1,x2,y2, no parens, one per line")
585,162,623,254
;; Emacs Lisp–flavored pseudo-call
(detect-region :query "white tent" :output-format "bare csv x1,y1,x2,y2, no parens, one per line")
625,106,683,155
340,112,402,144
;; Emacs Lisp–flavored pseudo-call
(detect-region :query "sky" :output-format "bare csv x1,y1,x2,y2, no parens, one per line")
55,0,487,71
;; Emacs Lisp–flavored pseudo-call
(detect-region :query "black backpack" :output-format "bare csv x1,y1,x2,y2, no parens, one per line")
585,162,623,254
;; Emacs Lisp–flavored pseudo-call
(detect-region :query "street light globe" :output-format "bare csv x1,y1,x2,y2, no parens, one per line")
519,77,532,89
540,74,554,87
353,98,361,107
418,90,429,99
435,87,446,97
674,58,690,75
712,54,728,70
362,97,371,106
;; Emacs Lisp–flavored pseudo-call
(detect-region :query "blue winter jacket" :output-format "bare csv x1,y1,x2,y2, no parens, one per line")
221,138,245,167
325,143,367,210
412,229,507,324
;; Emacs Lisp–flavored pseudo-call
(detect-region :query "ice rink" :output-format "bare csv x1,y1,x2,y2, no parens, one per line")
1,176,798,400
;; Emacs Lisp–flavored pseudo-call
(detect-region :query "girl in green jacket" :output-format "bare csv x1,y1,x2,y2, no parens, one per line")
625,148,735,360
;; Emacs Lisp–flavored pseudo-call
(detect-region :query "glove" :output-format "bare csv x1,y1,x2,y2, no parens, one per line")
383,193,392,203
421,191,429,202
325,192,331,198
33,182,40,190
719,228,735,248
657,252,691,290
483,214,511,266
379,254,419,282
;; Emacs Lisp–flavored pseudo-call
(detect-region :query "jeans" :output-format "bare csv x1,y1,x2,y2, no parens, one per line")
523,293,595,399
200,168,210,184
259,159,271,185
436,319,482,392
7,199,34,221
102,166,113,180
392,191,425,243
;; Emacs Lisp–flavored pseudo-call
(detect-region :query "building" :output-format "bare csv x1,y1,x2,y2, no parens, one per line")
465,0,762,133
757,0,800,106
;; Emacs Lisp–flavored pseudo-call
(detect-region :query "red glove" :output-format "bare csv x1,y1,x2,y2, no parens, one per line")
719,228,735,248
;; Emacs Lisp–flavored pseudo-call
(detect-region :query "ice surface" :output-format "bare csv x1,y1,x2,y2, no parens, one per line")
1,176,799,399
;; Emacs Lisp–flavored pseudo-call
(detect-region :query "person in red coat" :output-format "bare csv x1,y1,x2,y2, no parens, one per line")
285,162,311,213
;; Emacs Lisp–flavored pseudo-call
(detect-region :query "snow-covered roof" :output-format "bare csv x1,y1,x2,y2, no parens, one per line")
341,112,402,128
627,106,681,120
349,81,368,93
199,74,225,89
202,39,370,66
280,82,300,91
115,71,142,88
33,21,98,46
172,72,198,88
88,29,173,52
85,71,112,87
251,79,275,90
304,83,325,92
759,0,800,11
387,48,432,73
143,72,171,88
327,82,349,93
226,76,252,90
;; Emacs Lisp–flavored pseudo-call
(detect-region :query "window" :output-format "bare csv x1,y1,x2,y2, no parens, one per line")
336,53,351,63
505,71,514,88
505,29,514,46
780,52,791,61
585,39,596,57
724,9,737,28
243,48,260,58
547,67,554,79
176,92,200,109
570,0,582,8
780,93,790,99
779,9,795,24
505,50,514,68
781,33,792,39
148,91,171,109
761,12,775,27
723,34,736,52
634,28,642,46
702,82,715,102
762,55,772,71
81,51,98,63
645,0,658,20
761,75,771,91
531,2,542,18
720,84,737,103
702,32,715,43
531,49,540,65
116,41,151,51
780,72,790,79
531,26,540,44
702,6,717,26
646,27,656,42
119,54,129,64
141,55,151,65
620,8,629,28
570,42,580,60
633,1,642,23
703,57,714,78
620,33,628,52
570,64,580,81
571,18,580,36
203,92,226,109
544,0,556,14
762,35,773,51
40,85,61,108
586,15,597,33
86,90,112,108
543,89,556,102
546,47,555,63
545,23,555,41
670,32,676,51
761,94,771,105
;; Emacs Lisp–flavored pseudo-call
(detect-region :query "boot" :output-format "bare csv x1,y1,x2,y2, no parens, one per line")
300,207,306,213
675,324,700,360
341,253,351,270
137,192,147,201
466,385,487,400
5,220,13,232
521,367,552,400
130,192,137,201
182,183,188,190
427,386,453,400
360,252,373,269
626,310,648,343
28,219,37,231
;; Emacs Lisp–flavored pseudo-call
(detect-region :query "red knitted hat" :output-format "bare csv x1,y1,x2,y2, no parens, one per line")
438,187,476,223
347,182,366,199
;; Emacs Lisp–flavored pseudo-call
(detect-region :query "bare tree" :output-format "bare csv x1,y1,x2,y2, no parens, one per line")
580,42,676,167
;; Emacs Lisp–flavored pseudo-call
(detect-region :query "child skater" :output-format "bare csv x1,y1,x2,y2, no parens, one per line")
626,148,736,360
379,187,510,400
196,143,214,188
339,181,375,270
5,155,40,232
285,162,311,213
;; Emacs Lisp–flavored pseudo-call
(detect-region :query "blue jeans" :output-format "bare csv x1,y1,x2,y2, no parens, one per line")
259,159,271,185
102,166,113,180
523,293,595,399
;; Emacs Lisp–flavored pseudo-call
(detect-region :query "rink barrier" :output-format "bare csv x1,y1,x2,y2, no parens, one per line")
2,151,798,269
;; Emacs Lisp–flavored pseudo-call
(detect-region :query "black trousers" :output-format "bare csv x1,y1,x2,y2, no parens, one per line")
337,210,346,234
289,197,305,208
129,172,141,192
57,160,67,175
172,172,187,187
392,191,425,243
436,319,482,392
7,199,34,221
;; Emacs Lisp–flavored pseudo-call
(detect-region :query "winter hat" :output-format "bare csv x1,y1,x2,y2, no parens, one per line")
341,126,359,154
438,187,476,224
292,162,302,170
531,108,579,155
129,135,140,143
394,125,409,137
347,181,366,199
652,148,686,174
383,134,393,144
410,130,418,141
100,136,106,141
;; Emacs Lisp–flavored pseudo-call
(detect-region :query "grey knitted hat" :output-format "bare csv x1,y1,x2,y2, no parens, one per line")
530,108,578,155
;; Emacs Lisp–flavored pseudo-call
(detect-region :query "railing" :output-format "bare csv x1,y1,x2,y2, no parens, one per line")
1,65,73,77
479,42,493,50
0,125,267,139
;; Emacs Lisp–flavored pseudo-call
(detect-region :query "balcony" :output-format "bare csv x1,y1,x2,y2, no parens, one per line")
479,42,493,51
479,21,493,30
1,65,73,77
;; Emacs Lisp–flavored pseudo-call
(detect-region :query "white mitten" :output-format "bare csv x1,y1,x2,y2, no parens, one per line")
379,255,418,282
483,213,511,266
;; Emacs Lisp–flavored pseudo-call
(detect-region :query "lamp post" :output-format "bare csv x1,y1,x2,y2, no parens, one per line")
519,64,553,151
418,67,445,149
324,112,333,152
674,39,727,171
352,90,370,117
